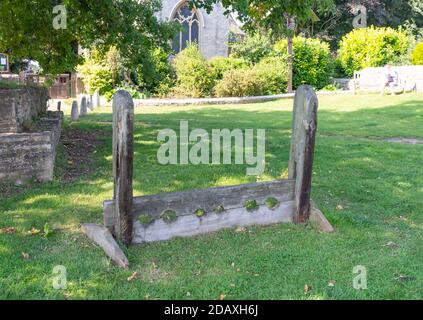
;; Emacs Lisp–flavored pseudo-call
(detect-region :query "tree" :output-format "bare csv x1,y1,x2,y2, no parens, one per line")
302,0,423,48
193,0,335,92
0,0,176,75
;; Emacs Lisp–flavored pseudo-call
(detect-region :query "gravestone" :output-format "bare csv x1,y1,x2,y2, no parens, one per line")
71,100,79,121
80,96,88,116
93,90,100,108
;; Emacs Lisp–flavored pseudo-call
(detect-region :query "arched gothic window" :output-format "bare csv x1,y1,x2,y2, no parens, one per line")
171,3,200,53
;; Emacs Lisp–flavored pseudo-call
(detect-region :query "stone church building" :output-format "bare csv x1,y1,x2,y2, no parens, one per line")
157,0,240,59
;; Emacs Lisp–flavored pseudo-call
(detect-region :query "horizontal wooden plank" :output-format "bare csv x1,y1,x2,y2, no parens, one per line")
104,179,295,230
133,201,295,244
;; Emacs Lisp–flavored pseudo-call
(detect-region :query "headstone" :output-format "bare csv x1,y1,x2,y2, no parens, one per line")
87,95,93,111
80,96,87,116
93,90,100,108
71,100,79,121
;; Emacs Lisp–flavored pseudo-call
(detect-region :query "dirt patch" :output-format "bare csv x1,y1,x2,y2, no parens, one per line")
61,128,107,183
385,137,423,145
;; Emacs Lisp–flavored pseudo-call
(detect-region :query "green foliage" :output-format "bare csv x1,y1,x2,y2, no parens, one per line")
411,43,423,65
253,56,288,94
209,56,249,81
77,48,114,96
338,26,410,76
195,209,206,218
265,197,279,209
193,0,335,36
172,45,214,98
139,214,155,226
136,48,175,95
274,37,333,89
214,56,288,97
244,199,258,212
228,33,273,64
0,0,176,75
214,69,263,97
161,210,178,224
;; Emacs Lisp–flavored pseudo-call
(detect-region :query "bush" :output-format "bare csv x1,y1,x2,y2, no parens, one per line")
209,56,249,81
253,56,288,95
136,48,175,95
214,56,288,97
172,44,214,98
228,33,273,64
77,48,114,96
214,69,263,97
338,26,410,76
411,43,423,65
274,37,333,89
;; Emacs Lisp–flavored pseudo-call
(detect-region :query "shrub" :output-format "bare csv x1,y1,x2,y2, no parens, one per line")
172,44,214,98
338,26,410,76
214,56,288,97
253,56,288,95
229,33,273,64
209,56,249,81
274,37,333,89
136,47,175,95
214,69,263,97
411,43,423,65
77,48,114,96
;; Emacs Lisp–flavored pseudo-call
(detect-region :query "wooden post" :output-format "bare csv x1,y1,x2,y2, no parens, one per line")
288,85,318,223
57,101,61,112
112,90,134,245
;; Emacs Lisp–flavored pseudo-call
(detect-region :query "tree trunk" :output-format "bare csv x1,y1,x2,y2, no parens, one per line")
287,35,293,93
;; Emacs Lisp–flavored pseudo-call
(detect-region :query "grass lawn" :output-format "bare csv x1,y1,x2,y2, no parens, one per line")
1,93,423,300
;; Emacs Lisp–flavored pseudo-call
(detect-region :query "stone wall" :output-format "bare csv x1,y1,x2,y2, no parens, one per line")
0,87,48,134
0,112,63,184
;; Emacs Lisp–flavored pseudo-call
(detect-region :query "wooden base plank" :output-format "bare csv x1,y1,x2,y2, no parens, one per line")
309,203,335,233
82,223,129,269
133,201,295,244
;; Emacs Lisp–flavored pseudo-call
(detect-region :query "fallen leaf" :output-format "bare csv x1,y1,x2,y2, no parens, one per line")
231,262,235,268
395,275,416,282
21,252,30,259
304,284,311,294
219,293,226,300
328,280,336,287
336,205,344,211
28,228,41,236
186,292,191,297
127,272,138,282
0,227,16,234
235,227,246,233
383,241,399,249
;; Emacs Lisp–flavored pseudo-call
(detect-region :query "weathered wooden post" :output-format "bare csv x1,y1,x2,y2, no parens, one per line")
57,101,61,112
288,85,318,224
70,100,79,121
80,96,87,116
112,90,134,245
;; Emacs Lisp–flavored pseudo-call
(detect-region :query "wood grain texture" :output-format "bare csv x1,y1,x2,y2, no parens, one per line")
133,201,295,244
288,85,318,223
82,223,129,268
104,179,295,231
310,203,335,233
112,90,134,245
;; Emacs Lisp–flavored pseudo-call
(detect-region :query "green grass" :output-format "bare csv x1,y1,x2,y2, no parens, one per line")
1,93,423,300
